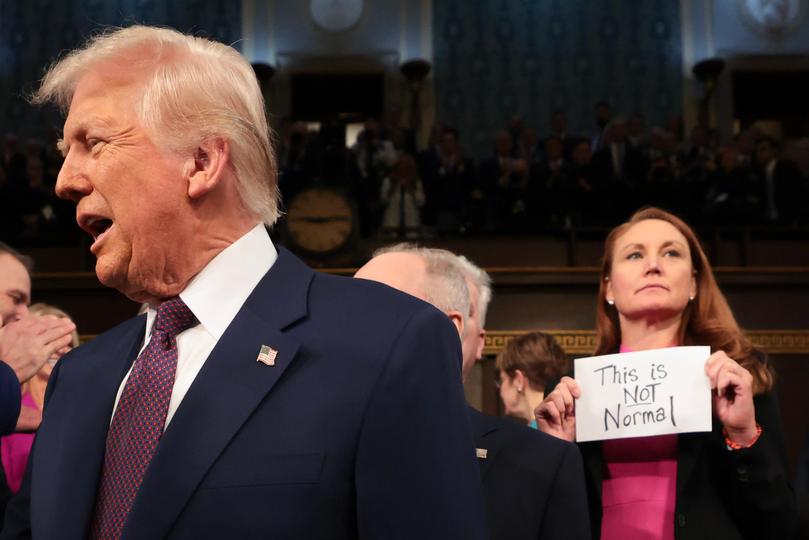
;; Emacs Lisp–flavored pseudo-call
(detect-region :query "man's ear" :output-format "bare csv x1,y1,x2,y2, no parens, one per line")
186,137,229,200
446,311,465,339
475,329,486,362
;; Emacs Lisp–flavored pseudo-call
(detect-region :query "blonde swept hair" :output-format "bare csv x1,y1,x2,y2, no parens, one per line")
28,303,80,348
33,25,280,225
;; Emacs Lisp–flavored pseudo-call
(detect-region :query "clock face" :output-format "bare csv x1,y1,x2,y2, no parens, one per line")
738,0,807,36
286,188,355,255
309,0,364,33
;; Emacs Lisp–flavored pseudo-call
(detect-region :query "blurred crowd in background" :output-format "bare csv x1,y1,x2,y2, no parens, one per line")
4,101,809,240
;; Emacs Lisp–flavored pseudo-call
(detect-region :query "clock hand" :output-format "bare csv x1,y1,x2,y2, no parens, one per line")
289,216,352,223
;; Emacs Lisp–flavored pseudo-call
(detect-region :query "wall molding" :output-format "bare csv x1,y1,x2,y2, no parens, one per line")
484,330,809,355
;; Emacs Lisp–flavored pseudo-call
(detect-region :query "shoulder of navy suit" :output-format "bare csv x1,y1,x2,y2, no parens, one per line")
468,407,591,539
346,278,487,538
469,406,577,464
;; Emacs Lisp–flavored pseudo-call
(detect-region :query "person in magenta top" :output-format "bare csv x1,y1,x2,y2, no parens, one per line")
1,303,79,492
536,207,796,539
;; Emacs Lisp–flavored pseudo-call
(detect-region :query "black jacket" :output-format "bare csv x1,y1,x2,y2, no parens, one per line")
469,407,591,540
579,392,796,540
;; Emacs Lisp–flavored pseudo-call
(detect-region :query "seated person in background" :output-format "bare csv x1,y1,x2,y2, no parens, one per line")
356,245,590,540
379,154,425,238
704,145,762,226
1,303,79,493
753,135,802,226
496,332,569,429
479,130,530,230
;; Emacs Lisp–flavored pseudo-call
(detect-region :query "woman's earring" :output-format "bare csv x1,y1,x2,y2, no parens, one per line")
607,299,615,306
689,296,695,302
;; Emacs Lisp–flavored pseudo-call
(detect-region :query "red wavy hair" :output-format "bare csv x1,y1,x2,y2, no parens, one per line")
594,207,773,393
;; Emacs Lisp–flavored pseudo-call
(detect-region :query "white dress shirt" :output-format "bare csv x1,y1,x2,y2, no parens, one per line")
111,223,278,428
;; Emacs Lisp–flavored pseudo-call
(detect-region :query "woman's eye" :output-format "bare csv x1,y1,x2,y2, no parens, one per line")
664,249,681,257
626,252,642,260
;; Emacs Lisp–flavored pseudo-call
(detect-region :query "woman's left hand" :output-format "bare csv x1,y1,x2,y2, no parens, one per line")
705,351,758,445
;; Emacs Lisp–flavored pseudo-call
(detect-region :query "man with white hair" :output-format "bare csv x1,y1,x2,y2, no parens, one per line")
453,253,492,381
356,245,590,540
3,26,486,540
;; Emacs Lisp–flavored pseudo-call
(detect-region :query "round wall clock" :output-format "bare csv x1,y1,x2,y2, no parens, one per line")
309,0,364,33
283,187,356,256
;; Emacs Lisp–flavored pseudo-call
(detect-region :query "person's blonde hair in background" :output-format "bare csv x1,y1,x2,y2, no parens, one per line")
496,332,569,427
25,303,79,405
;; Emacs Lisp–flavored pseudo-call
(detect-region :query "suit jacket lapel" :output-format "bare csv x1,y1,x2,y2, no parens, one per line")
33,317,145,539
123,248,313,540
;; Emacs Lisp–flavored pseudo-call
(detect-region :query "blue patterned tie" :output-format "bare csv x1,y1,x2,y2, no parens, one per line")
91,297,197,539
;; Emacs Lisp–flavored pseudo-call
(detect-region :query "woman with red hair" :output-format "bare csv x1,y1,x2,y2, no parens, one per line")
536,207,795,539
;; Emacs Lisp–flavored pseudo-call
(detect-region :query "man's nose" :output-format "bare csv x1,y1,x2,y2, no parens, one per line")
55,155,92,203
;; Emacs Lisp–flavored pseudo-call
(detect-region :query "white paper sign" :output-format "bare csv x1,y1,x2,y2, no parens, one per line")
574,346,712,442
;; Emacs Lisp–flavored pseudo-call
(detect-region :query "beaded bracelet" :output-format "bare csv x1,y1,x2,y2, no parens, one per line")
723,424,762,451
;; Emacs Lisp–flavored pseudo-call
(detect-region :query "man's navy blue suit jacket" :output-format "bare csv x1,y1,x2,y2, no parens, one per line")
1,247,488,540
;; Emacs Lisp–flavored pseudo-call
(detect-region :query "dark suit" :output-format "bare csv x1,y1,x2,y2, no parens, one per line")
469,408,590,540
2,248,488,540
579,392,796,540
0,362,20,436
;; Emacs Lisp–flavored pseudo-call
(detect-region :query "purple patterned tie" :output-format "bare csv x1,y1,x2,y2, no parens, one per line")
91,297,197,540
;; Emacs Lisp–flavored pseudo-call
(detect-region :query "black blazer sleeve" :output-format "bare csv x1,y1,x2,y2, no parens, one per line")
0,361,21,436
0,358,62,539
723,391,797,540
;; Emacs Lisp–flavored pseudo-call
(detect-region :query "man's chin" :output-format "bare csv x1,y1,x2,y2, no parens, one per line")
94,259,128,292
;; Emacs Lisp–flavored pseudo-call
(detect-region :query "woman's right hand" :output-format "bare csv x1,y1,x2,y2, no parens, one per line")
535,376,580,442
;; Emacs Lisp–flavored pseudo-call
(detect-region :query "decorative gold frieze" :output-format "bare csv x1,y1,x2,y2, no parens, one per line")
484,330,809,356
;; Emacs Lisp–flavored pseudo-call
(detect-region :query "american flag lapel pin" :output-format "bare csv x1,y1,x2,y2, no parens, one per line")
256,344,278,366
476,448,488,459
